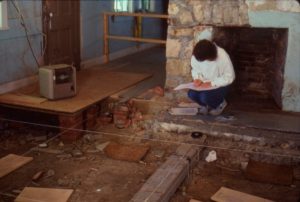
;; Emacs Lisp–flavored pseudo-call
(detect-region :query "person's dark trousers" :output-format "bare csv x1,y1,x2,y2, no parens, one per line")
187,86,230,109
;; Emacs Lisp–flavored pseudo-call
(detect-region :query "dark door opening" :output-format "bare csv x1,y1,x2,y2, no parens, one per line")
42,0,81,69
213,27,288,111
161,0,169,40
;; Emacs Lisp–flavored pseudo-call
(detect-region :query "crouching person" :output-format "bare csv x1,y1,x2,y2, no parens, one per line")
188,39,235,115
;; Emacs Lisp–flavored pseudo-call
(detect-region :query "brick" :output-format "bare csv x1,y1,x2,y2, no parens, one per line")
59,113,83,141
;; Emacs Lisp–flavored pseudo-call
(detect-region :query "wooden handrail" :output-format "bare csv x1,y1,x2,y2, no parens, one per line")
104,12,169,19
103,12,169,63
107,35,166,44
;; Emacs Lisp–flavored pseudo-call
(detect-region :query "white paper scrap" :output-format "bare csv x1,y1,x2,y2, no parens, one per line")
174,82,218,91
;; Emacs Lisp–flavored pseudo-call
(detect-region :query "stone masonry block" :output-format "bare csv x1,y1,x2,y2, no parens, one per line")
168,2,180,16
223,5,233,24
182,39,194,59
212,4,223,24
193,4,204,22
168,27,194,37
166,39,181,58
165,77,179,88
166,59,191,76
179,8,194,25
239,4,250,25
203,2,213,24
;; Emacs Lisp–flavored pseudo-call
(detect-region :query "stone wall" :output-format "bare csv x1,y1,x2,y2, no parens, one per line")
166,0,249,88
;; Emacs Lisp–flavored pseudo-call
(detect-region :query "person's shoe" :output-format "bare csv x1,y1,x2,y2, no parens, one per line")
198,105,208,115
209,100,227,116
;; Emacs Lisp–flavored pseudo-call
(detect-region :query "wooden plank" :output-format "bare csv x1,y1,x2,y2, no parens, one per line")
211,187,274,202
0,93,47,105
108,35,166,44
0,69,151,114
0,154,33,178
15,187,73,202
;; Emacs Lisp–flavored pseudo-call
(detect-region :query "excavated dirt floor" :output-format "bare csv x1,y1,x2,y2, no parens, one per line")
0,124,176,202
0,119,300,202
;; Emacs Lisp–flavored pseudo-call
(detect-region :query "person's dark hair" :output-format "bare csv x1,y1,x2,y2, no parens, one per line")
193,39,217,61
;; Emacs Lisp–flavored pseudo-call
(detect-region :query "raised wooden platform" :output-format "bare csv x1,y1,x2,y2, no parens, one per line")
0,68,151,114
0,67,151,140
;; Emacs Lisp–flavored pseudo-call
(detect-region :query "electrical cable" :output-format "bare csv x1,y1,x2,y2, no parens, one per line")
21,115,86,156
9,0,40,68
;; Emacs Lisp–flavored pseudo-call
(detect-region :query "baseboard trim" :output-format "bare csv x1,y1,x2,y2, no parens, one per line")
81,44,158,69
0,75,38,94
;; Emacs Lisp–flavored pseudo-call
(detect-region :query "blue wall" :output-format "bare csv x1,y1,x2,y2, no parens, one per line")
0,0,42,85
0,0,164,86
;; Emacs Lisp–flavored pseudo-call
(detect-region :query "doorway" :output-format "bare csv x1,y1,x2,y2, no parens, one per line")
42,0,81,69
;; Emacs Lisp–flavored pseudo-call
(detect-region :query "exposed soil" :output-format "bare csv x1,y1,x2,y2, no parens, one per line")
171,161,300,202
1,111,300,202
0,124,176,202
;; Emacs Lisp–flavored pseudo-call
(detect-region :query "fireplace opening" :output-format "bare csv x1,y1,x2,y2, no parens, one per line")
213,27,288,111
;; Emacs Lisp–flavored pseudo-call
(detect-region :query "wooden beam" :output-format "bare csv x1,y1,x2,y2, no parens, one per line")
103,12,169,19
107,35,166,44
130,145,199,202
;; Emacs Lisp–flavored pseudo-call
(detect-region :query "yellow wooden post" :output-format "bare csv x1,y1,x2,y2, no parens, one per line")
103,13,109,63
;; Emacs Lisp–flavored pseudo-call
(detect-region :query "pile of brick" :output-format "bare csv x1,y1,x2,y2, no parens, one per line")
113,100,143,129
112,100,144,129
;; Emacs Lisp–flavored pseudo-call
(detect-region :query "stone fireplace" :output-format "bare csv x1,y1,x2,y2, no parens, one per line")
166,0,300,112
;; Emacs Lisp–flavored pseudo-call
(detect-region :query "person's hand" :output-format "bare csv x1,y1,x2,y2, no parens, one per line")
193,79,202,87
200,82,212,88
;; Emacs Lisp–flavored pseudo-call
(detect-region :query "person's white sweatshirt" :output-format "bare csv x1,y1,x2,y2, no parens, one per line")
191,46,235,87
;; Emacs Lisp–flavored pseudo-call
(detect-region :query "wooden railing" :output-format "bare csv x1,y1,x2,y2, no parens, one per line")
103,12,169,63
